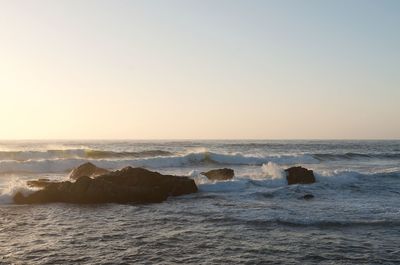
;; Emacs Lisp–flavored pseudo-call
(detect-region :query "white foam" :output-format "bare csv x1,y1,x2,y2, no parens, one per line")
314,170,362,186
261,162,286,180
0,151,319,174
0,177,37,204
195,164,390,194
198,179,248,193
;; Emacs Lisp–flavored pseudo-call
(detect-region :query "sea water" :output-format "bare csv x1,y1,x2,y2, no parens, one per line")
0,140,399,264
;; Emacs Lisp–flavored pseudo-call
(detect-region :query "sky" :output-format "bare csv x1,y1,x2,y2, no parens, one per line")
0,0,399,140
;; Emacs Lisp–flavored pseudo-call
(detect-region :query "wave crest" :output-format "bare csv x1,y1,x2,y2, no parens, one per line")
0,149,173,161
313,152,400,161
0,151,317,174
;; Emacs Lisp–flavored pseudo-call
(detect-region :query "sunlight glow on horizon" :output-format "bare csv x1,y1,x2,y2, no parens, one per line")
0,0,399,140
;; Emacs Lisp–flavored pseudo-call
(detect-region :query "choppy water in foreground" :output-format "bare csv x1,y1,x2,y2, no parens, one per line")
1,140,400,264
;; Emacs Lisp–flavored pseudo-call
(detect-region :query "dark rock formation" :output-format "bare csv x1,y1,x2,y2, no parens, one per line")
285,166,316,185
14,167,198,204
68,162,109,180
96,167,198,197
201,168,234,181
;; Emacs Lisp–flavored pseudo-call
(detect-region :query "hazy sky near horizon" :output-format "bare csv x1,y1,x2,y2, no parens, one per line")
0,0,399,139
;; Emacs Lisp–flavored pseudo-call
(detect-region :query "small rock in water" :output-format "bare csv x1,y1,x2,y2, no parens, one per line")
285,166,316,185
201,168,234,181
303,194,314,200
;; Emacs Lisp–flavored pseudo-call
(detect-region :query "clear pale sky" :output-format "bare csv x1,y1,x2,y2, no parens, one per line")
0,0,399,139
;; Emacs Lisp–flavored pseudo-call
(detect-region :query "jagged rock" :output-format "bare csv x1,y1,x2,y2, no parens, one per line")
14,167,198,204
68,162,109,180
201,168,234,181
285,166,316,185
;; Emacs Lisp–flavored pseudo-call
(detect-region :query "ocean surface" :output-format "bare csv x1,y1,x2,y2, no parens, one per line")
0,140,399,264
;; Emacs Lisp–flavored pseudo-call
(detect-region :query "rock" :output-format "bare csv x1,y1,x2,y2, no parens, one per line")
285,166,315,185
303,194,314,200
68,162,109,180
14,167,198,204
37,178,50,181
201,168,234,181
27,178,56,188
97,167,198,197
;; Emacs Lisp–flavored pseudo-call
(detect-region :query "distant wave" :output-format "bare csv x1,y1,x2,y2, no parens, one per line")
312,152,400,161
0,151,318,174
1,149,400,174
84,150,173,159
1,148,399,164
0,149,173,161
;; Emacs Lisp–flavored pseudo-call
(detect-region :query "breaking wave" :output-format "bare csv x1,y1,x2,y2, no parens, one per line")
0,149,173,161
1,148,399,165
2,149,400,175
0,178,37,204
0,151,317,174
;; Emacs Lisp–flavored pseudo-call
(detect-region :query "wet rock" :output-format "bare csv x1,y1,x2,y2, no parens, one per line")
285,166,315,185
14,167,198,204
68,162,109,180
201,168,234,181
97,167,198,197
27,178,56,188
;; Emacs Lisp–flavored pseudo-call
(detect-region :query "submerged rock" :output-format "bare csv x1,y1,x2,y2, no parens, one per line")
201,168,234,181
303,194,314,200
68,162,109,180
14,167,198,204
285,166,315,185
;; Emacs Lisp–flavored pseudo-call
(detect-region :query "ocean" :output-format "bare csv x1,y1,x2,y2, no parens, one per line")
0,140,399,264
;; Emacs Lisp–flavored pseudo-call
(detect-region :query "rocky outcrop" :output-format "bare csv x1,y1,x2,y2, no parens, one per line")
96,167,198,197
285,166,316,185
201,168,234,181
68,162,109,180
27,178,57,188
14,167,198,204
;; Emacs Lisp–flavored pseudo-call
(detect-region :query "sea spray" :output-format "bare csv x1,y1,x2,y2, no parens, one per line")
0,177,37,204
261,162,286,180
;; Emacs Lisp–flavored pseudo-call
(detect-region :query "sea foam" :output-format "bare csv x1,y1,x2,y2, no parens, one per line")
0,178,37,204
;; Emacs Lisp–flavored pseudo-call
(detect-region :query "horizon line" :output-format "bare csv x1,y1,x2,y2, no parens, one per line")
0,138,399,141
